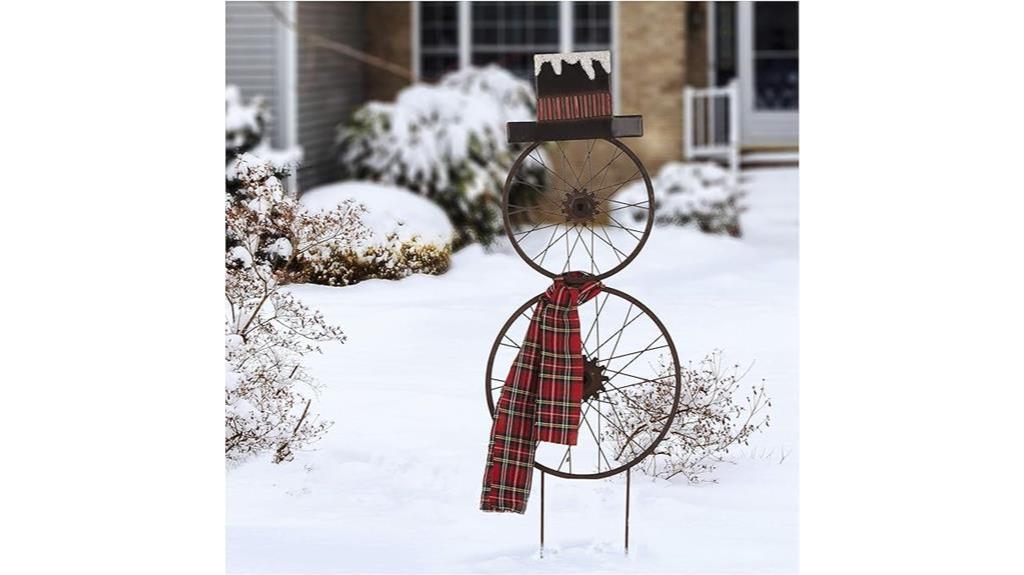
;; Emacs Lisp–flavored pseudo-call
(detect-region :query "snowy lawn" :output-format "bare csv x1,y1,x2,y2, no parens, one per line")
227,167,799,574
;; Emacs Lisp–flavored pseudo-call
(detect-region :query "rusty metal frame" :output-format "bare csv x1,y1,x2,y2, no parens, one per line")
501,138,655,282
484,286,682,481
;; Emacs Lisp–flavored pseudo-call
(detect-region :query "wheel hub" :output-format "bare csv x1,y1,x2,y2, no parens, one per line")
582,356,608,402
562,189,599,224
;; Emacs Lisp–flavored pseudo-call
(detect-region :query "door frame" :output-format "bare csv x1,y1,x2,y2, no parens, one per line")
737,1,798,148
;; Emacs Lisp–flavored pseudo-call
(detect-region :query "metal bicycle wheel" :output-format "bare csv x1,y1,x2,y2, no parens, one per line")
501,138,655,281
485,287,681,480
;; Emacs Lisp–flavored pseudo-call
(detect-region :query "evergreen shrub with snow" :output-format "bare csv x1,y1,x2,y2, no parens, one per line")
604,351,771,483
336,66,543,248
614,162,745,237
225,157,368,464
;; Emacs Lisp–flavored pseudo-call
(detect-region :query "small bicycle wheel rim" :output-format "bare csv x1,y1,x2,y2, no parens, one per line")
501,139,655,281
485,287,681,480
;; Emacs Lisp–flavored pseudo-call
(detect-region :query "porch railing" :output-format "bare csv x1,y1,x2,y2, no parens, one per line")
683,81,740,184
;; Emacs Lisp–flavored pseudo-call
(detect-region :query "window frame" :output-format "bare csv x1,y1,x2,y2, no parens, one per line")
412,1,618,109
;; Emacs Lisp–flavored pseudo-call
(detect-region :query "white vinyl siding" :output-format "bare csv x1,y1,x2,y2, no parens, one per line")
295,2,366,190
225,2,288,148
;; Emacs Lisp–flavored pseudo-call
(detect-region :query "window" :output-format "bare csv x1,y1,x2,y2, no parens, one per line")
753,1,798,110
573,2,611,51
471,2,560,80
712,1,737,87
419,1,459,81
418,1,613,83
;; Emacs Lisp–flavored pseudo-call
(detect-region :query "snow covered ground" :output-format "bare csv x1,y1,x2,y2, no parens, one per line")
226,167,799,574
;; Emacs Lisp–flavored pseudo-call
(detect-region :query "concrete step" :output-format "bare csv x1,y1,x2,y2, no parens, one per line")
742,150,799,167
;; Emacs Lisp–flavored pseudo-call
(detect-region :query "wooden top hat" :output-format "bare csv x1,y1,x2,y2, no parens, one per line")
507,50,643,143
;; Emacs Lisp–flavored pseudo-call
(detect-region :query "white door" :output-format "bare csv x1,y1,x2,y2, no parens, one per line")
737,1,798,148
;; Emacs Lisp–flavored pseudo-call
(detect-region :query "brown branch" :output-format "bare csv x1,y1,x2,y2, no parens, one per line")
291,399,312,436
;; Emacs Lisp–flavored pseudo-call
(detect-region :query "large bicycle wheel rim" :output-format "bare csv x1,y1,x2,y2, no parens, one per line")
485,287,681,480
501,139,655,281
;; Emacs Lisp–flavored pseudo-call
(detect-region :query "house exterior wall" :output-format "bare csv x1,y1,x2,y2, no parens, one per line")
685,1,709,88
364,2,413,101
295,1,366,190
618,1,688,178
226,1,288,148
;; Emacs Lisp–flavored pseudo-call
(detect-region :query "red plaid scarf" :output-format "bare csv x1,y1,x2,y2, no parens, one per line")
481,272,603,513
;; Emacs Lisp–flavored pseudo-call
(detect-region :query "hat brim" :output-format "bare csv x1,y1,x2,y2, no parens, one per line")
507,115,643,144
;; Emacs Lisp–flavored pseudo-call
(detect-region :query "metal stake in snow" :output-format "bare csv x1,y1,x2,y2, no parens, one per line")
485,50,682,556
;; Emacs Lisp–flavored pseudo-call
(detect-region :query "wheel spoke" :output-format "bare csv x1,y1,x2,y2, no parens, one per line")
536,225,574,265
592,225,628,262
563,225,585,273
604,197,650,207
600,202,650,216
582,139,596,188
592,397,648,456
606,333,666,372
592,305,644,358
508,202,563,219
604,333,668,381
578,149,623,191
605,213,645,241
581,293,610,353
587,170,642,197
599,340,669,366
509,177,560,201
604,373,676,392
605,306,640,367
589,226,596,274
529,147,576,193
573,225,595,275
532,223,562,266
580,402,614,470
512,221,560,240
555,141,581,189
601,377,652,413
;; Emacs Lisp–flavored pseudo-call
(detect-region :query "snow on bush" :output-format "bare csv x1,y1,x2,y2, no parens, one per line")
604,351,770,483
225,156,368,465
225,86,301,196
337,65,543,248
297,182,455,286
614,162,744,237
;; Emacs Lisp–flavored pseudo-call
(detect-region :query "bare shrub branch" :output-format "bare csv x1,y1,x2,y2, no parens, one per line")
225,157,368,465
603,350,771,483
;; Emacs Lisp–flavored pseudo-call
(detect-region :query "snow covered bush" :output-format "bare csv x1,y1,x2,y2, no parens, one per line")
225,267,339,465
226,155,369,274
225,156,368,465
296,182,455,286
226,85,301,198
604,351,770,483
614,162,744,237
336,65,542,248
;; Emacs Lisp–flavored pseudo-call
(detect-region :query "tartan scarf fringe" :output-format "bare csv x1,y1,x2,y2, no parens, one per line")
480,273,602,513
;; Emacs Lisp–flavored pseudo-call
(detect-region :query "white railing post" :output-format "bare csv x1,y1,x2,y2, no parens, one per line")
684,81,741,187
683,86,694,160
696,95,705,150
709,93,717,153
728,80,740,187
